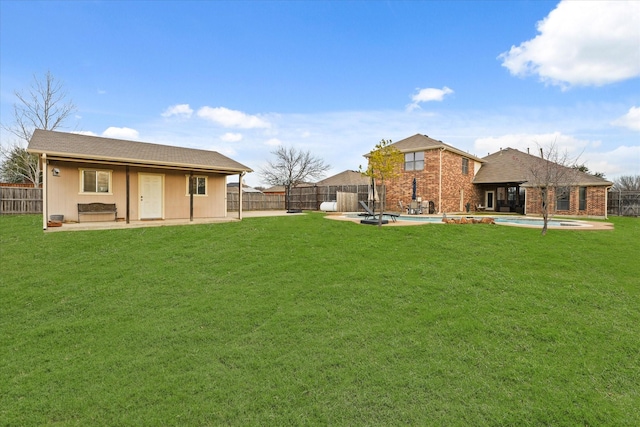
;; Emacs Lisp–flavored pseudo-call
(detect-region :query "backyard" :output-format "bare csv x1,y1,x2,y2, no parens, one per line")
1,213,638,426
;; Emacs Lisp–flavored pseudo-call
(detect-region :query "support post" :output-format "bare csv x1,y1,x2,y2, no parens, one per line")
238,172,245,220
42,154,47,230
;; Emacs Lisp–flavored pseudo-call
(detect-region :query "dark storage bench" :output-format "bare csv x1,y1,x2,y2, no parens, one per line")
77,203,117,222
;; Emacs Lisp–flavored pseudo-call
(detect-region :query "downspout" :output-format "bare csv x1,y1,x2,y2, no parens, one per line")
438,148,444,213
189,171,194,222
125,165,130,224
41,153,47,230
238,171,246,220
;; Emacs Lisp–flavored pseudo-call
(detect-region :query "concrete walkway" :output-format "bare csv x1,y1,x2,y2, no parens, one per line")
45,211,301,232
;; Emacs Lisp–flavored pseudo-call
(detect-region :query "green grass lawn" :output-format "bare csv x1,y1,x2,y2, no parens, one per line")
1,213,639,426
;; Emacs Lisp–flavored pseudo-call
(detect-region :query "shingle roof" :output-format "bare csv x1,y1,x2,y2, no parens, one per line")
226,183,263,193
473,147,612,186
27,129,252,174
263,185,286,193
315,170,370,186
373,134,484,163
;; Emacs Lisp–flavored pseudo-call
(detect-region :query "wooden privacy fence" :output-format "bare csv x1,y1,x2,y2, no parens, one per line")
0,186,43,214
228,184,386,212
227,192,286,211
0,184,385,214
608,190,640,216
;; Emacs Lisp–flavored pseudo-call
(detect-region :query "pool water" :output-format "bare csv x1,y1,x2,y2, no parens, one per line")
493,217,580,227
346,214,589,228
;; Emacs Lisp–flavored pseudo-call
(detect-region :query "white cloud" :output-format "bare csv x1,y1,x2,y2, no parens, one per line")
72,130,97,136
499,0,640,88
220,132,243,142
122,104,638,188
582,145,640,179
611,107,640,131
408,86,454,111
102,127,139,140
161,104,193,118
265,138,282,147
197,106,270,128
209,145,237,157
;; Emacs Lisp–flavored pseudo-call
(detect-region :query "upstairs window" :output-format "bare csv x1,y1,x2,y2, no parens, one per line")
404,152,424,171
81,169,111,194
186,175,207,195
462,158,469,175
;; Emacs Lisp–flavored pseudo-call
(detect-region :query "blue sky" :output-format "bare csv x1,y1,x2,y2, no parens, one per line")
1,0,638,187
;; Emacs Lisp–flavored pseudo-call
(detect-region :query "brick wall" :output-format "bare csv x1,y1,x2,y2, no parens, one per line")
525,186,608,217
383,149,481,213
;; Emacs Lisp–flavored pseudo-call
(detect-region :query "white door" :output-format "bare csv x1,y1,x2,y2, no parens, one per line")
485,191,495,211
139,174,163,219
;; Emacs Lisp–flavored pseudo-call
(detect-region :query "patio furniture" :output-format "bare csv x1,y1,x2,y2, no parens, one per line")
78,203,117,222
409,200,421,215
359,201,398,222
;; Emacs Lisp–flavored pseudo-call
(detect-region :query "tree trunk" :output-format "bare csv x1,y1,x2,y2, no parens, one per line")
541,189,548,236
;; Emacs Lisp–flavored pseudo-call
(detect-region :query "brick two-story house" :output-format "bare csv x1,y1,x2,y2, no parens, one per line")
378,134,484,214
372,134,612,218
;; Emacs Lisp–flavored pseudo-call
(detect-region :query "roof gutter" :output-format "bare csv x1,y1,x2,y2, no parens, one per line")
438,147,444,213
36,153,252,174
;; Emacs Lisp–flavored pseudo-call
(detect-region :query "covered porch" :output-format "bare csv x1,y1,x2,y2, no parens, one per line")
476,183,526,214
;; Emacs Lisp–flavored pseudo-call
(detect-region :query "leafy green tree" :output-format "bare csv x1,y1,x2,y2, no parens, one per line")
573,163,605,178
361,139,404,227
0,71,76,185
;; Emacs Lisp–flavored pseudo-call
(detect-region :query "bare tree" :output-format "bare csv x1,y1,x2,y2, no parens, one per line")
0,71,76,185
612,175,640,191
0,146,41,184
524,143,581,235
260,146,330,211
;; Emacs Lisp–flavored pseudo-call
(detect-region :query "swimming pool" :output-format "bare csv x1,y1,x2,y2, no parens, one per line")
343,214,594,228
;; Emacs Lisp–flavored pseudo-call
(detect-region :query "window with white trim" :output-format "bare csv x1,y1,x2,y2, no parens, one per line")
186,175,207,195
80,169,112,194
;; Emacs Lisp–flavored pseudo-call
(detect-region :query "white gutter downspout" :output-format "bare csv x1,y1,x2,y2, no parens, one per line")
41,153,47,230
438,148,444,213
238,171,246,220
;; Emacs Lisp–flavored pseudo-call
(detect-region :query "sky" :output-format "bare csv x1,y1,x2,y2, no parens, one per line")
1,0,639,187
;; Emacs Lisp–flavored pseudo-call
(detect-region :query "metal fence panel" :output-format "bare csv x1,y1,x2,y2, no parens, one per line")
608,190,640,216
